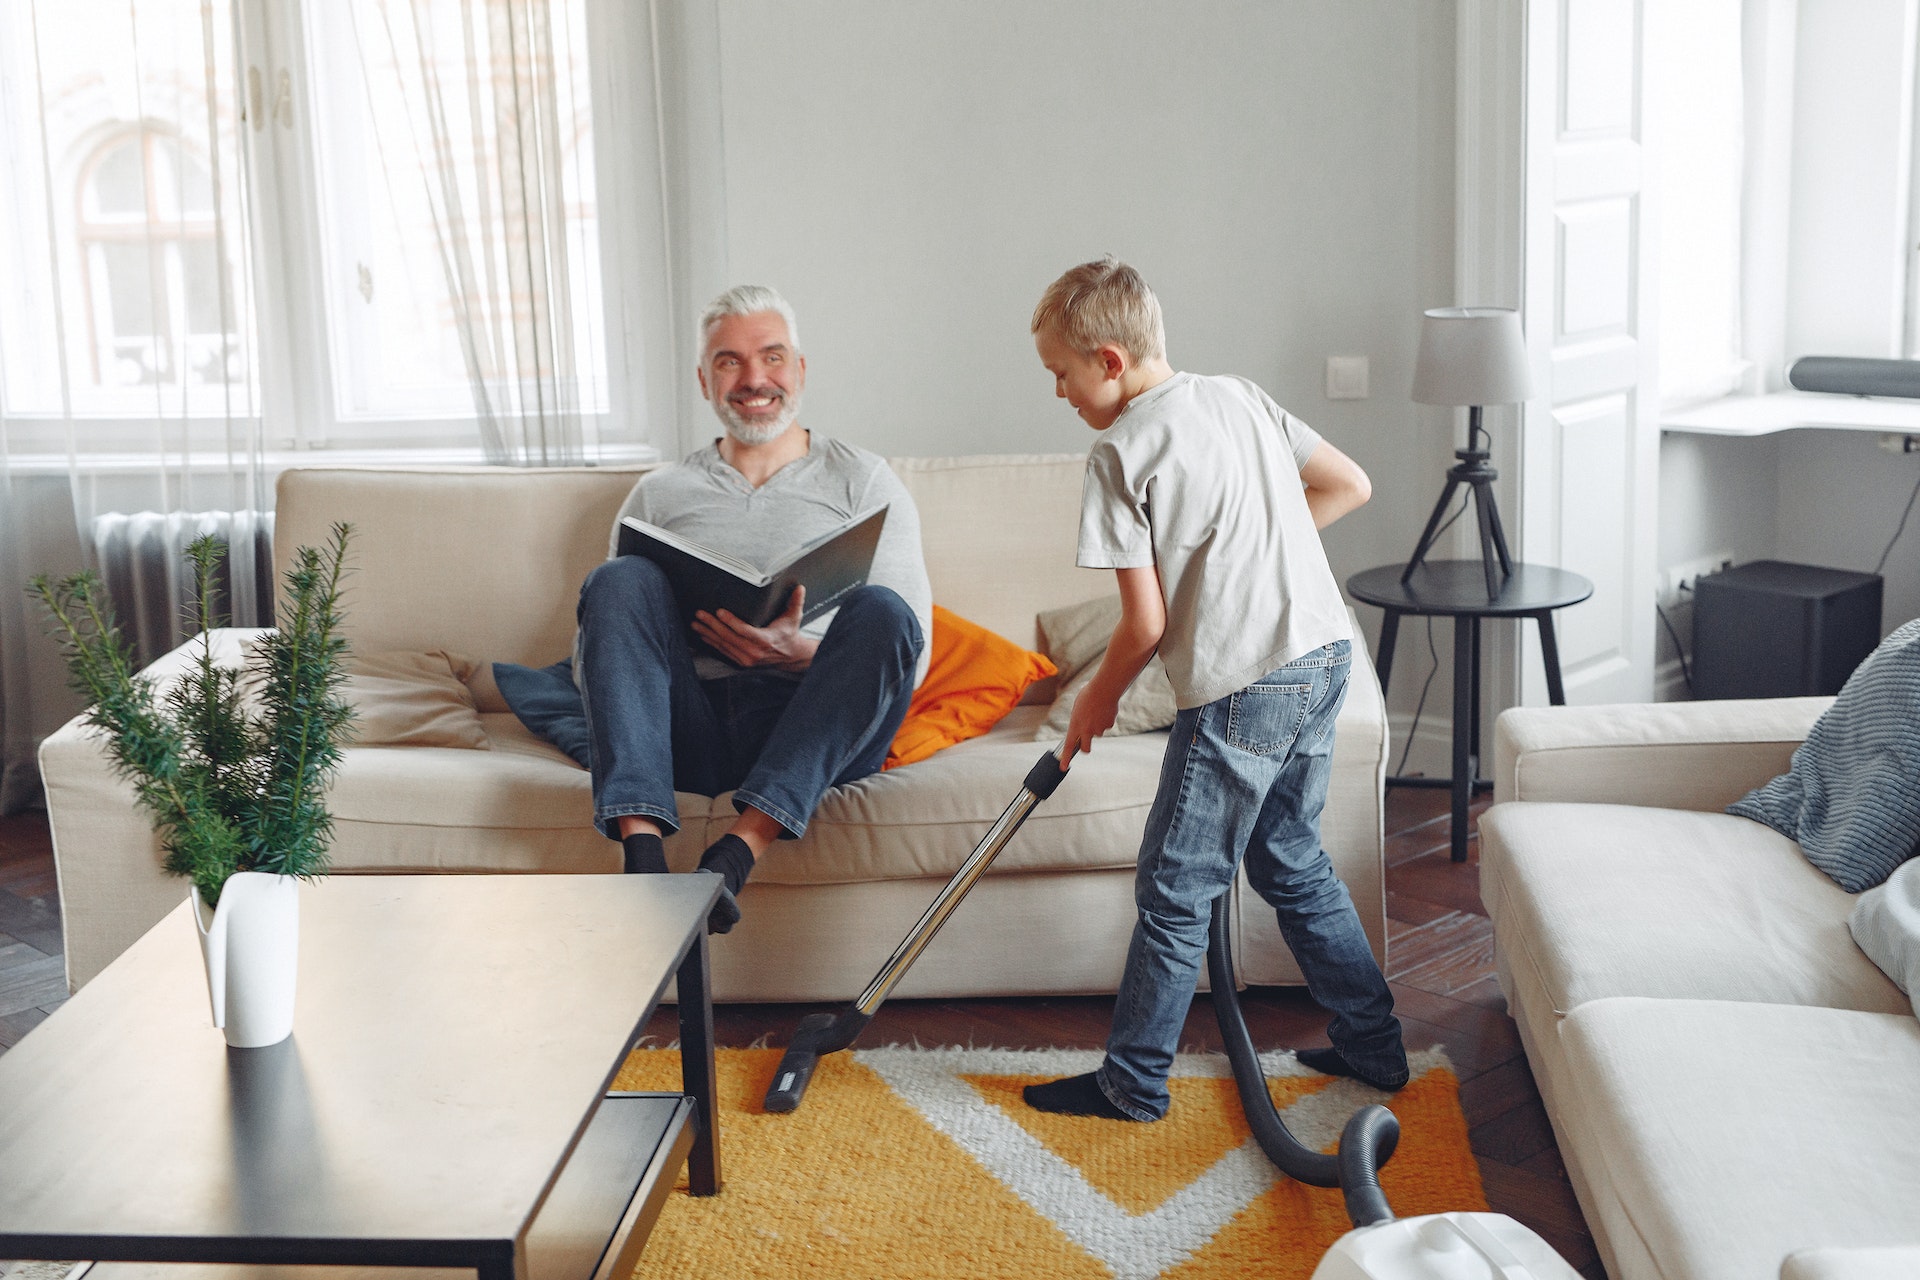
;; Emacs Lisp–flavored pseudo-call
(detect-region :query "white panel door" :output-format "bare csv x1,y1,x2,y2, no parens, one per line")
1517,0,1658,704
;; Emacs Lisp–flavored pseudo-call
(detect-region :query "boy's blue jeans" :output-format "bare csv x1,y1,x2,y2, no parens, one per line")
1096,639,1406,1120
575,555,921,840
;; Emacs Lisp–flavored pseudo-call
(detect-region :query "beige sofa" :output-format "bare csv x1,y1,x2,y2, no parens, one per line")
42,456,1389,1001
1481,699,1920,1280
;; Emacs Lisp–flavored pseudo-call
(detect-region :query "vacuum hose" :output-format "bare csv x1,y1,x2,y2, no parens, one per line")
1205,892,1399,1227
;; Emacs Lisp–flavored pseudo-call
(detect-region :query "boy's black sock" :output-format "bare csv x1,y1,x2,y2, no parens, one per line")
621,832,668,876
1022,1072,1139,1120
1296,1046,1410,1093
695,834,755,934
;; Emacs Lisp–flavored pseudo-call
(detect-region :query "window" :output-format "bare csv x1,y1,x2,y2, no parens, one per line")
0,0,254,422
77,128,245,392
1648,0,1744,407
0,0,643,455
304,1,608,424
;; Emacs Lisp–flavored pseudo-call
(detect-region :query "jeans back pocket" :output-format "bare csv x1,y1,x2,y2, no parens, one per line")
1225,680,1312,756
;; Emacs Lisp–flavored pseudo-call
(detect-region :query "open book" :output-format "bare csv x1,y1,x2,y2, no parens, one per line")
616,506,889,630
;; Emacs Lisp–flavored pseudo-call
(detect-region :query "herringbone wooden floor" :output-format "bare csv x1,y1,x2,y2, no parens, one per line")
0,787,1604,1278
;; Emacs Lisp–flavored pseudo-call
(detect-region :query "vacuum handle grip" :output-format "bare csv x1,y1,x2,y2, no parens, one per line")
1024,749,1069,801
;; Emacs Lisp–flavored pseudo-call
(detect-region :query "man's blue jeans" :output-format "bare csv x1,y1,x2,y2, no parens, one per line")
1095,639,1406,1119
574,555,922,840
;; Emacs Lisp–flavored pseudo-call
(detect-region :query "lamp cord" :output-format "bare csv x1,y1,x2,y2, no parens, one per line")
1391,492,1471,777
1653,598,1693,694
1874,466,1920,577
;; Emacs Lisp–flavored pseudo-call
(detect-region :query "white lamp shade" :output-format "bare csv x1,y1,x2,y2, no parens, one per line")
1410,307,1532,406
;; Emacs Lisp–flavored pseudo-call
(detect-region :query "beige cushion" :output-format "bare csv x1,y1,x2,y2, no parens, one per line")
1481,802,1909,1017
1559,999,1920,1280
893,454,1091,651
1032,594,1179,741
344,650,489,749
274,466,653,666
1782,1246,1920,1280
708,705,1166,885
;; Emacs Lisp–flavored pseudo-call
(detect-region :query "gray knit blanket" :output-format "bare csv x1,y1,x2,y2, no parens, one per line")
1729,617,1920,893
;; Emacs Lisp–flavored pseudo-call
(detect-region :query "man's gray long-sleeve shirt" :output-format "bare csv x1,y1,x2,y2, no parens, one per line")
607,432,933,686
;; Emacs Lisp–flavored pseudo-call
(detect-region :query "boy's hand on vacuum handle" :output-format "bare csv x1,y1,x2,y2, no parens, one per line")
1060,680,1121,767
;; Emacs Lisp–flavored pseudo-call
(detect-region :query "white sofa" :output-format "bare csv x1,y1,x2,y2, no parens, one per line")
1481,698,1920,1280
42,456,1390,1001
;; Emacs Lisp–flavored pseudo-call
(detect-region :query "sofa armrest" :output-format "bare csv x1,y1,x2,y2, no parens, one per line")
1492,696,1830,812
40,627,267,991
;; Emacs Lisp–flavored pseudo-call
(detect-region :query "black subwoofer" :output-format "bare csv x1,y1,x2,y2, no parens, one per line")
1692,560,1883,700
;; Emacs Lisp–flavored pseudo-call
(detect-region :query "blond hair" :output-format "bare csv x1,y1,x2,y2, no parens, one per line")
1031,256,1165,363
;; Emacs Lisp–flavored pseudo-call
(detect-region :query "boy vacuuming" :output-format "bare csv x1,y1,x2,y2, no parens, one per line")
1025,257,1408,1121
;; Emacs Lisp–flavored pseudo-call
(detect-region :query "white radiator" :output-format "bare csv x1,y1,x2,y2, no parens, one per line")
88,510,276,669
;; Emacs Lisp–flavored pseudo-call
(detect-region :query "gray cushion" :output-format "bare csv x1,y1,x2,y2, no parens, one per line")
1728,618,1920,892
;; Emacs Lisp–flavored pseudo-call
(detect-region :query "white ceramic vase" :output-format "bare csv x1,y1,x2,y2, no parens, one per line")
190,871,301,1049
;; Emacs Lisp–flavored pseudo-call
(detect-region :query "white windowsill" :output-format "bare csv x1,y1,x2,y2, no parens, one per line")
2,441,660,477
1662,390,1920,437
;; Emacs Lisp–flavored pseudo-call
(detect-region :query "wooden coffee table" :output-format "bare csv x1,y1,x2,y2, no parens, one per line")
0,873,723,1280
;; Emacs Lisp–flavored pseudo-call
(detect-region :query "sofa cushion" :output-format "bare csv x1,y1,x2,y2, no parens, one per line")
884,606,1055,769
1558,998,1920,1280
492,657,591,768
1850,858,1920,1002
343,649,490,749
1481,802,1909,1017
1033,593,1179,741
1782,1246,1920,1280
1729,617,1920,891
739,705,1167,885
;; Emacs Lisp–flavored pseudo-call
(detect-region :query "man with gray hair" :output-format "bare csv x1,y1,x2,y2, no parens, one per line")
575,286,932,934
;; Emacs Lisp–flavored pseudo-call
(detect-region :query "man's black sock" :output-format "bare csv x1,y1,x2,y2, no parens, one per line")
696,834,755,934
621,832,668,876
1022,1072,1139,1120
1296,1046,1409,1092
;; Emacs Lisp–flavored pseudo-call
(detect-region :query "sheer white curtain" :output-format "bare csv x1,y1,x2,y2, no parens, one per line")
341,0,601,465
0,0,269,812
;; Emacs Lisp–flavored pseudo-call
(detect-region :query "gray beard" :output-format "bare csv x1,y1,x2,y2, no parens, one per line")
717,390,802,445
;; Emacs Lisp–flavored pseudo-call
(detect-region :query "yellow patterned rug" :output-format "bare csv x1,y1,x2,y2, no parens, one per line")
615,1045,1485,1279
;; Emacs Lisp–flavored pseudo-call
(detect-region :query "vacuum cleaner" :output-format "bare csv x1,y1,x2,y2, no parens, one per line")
1205,893,1581,1279
763,748,1070,1113
765,747,1582,1277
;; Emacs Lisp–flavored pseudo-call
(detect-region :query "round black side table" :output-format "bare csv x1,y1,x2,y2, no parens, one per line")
1347,561,1594,863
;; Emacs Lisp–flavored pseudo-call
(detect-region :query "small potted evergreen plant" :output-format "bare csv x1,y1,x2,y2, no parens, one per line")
31,523,354,1048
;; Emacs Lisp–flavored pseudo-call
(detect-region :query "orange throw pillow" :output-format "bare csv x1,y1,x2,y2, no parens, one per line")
885,606,1056,769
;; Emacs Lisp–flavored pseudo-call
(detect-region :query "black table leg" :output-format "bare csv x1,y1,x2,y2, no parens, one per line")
1373,608,1402,697
1469,615,1483,776
1534,610,1568,705
676,929,721,1196
1451,615,1473,863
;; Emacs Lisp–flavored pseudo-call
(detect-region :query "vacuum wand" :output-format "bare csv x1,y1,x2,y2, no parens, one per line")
764,749,1070,1114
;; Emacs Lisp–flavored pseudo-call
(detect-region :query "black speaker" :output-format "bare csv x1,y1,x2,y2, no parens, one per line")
1692,561,1883,700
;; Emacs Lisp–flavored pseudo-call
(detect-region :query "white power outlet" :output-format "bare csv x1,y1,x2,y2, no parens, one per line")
1660,551,1735,606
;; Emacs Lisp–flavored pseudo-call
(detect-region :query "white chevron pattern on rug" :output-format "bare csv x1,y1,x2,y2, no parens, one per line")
858,1045,1451,1280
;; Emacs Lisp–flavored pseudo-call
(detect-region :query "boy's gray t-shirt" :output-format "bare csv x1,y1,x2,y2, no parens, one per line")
608,432,933,686
1077,371,1352,709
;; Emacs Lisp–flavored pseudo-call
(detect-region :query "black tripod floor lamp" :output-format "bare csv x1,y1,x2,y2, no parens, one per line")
1402,306,1533,601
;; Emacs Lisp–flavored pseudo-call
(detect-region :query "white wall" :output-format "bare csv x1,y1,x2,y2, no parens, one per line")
687,0,1459,754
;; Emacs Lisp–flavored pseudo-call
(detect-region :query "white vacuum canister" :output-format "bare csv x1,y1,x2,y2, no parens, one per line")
1311,1212,1584,1280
